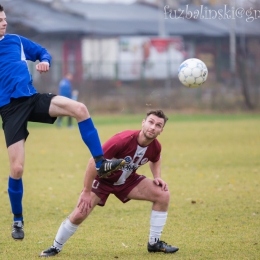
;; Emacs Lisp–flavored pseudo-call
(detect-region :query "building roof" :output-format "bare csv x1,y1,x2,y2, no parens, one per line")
2,0,260,37
3,0,89,34
55,1,228,36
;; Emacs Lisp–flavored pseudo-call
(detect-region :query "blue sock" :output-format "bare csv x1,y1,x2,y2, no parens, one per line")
8,177,23,221
78,118,104,168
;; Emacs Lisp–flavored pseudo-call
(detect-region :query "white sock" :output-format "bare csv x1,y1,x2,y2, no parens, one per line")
53,218,78,251
149,210,168,245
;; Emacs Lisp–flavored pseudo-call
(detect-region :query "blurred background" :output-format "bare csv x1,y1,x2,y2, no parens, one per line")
3,0,260,113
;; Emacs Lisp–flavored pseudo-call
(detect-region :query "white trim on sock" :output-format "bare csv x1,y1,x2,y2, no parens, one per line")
149,210,168,245
53,218,78,251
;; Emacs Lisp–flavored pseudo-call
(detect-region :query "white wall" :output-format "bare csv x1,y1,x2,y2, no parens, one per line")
82,38,118,79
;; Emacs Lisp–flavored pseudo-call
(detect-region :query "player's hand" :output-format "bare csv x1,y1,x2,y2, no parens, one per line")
36,61,49,73
77,190,92,214
153,177,168,191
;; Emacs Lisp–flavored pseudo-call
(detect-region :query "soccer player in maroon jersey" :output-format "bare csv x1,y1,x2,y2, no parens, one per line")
40,110,179,257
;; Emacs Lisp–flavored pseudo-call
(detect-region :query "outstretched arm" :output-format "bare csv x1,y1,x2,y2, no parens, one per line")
149,159,168,191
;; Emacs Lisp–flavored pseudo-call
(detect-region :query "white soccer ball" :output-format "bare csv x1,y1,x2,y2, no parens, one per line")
178,58,208,88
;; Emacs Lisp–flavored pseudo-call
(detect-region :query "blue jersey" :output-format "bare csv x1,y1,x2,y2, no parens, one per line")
59,78,72,99
0,34,52,108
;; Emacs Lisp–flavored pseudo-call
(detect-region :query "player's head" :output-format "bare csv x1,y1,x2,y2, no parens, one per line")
142,110,168,140
0,5,7,37
65,72,73,81
146,110,168,126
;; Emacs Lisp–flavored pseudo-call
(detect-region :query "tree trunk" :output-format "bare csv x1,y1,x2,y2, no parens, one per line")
237,48,254,110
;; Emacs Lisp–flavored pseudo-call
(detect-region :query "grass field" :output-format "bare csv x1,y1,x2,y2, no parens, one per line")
0,113,259,260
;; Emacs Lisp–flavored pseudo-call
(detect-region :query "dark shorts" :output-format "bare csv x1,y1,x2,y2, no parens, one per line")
91,173,146,206
0,93,57,147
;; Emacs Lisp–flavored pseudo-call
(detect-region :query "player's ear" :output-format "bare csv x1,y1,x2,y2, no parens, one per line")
159,127,164,134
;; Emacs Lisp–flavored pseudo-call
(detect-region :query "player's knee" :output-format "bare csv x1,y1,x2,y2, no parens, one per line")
158,190,170,205
10,164,24,179
71,210,87,225
164,190,170,203
74,102,90,121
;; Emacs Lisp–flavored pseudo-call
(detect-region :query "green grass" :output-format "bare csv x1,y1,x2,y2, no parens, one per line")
0,114,259,260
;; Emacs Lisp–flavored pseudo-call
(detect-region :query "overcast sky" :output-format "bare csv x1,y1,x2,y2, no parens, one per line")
41,0,137,3
73,0,136,3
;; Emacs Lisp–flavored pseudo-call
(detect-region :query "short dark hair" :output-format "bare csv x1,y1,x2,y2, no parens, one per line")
146,110,168,126
0,5,4,12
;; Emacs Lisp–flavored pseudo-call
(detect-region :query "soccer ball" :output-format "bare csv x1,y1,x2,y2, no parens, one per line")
178,58,208,88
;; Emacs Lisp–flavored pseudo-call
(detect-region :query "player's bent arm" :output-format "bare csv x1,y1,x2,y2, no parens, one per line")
82,158,97,193
149,159,168,191
149,159,161,179
76,158,97,213
36,61,50,73
20,35,52,64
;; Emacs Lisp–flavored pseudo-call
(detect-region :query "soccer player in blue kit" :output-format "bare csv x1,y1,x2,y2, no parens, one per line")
40,110,179,257
0,4,124,240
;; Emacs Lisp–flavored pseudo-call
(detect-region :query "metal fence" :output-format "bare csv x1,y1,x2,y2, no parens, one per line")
29,61,260,113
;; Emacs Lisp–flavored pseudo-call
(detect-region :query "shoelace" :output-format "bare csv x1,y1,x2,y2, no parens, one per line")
104,161,112,171
51,246,61,253
159,241,174,248
12,225,23,232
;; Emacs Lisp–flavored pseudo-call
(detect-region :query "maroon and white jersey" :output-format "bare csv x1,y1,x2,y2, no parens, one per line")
101,130,161,185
